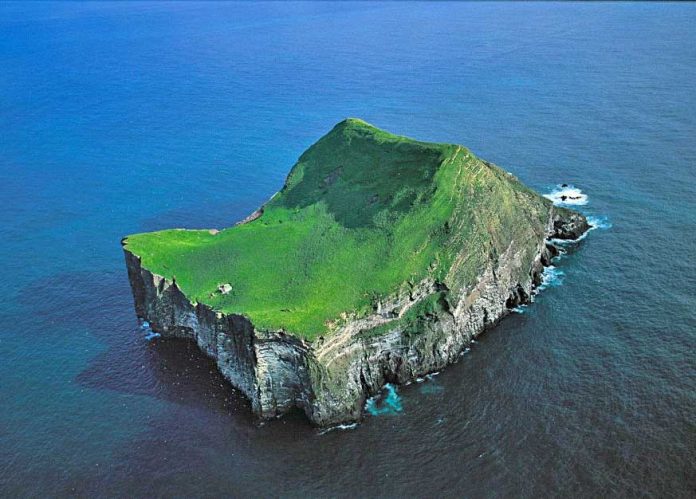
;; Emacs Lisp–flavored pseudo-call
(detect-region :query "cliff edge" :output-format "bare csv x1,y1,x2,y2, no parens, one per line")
122,119,589,425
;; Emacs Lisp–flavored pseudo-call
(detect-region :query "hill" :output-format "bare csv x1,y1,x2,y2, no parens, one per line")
123,119,589,424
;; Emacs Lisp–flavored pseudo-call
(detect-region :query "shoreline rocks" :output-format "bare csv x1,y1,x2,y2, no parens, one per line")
123,208,588,426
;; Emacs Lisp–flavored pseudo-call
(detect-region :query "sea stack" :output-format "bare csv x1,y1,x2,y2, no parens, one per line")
122,119,589,426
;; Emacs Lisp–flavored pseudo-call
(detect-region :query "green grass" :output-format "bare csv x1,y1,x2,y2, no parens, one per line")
124,118,552,340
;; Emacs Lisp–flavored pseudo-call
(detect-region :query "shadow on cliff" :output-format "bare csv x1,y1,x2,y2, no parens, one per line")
78,334,260,420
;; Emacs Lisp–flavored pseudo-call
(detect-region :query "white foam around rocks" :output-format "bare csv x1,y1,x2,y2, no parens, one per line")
544,184,588,206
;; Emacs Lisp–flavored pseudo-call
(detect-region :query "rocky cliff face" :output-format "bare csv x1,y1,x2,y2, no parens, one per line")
123,208,588,426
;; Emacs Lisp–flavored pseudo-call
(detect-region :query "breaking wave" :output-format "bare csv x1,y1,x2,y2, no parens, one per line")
318,422,359,435
140,321,161,341
544,184,588,206
537,265,565,291
543,184,611,244
512,304,528,314
551,213,612,246
586,215,612,230
365,383,403,416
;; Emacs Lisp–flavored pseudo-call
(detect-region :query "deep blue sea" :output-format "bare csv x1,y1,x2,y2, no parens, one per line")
1,2,694,497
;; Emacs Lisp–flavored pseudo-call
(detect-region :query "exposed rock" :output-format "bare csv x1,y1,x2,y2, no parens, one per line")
551,210,590,240
235,208,264,226
123,208,588,426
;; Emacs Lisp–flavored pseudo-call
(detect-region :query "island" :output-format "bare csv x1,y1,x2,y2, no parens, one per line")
122,119,589,426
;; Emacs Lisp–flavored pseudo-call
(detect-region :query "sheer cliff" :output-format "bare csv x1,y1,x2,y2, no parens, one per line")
122,119,588,425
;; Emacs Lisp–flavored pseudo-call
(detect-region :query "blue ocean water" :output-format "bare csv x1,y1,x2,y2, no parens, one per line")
1,2,694,497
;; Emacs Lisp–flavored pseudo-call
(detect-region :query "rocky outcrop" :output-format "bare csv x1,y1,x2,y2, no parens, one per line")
123,208,588,426
550,210,590,240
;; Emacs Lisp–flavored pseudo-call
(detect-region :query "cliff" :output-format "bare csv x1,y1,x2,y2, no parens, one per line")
122,119,589,425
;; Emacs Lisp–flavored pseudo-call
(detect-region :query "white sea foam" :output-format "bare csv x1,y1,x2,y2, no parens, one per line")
586,215,612,230
144,331,161,341
549,213,612,247
318,422,359,435
543,184,588,206
365,383,403,416
512,304,528,314
140,321,160,341
537,265,564,291
549,232,589,245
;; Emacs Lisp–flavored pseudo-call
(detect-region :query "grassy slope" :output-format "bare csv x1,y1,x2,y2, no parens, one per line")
124,119,552,340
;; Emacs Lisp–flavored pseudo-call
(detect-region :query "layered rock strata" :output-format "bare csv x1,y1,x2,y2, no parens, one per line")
123,210,587,426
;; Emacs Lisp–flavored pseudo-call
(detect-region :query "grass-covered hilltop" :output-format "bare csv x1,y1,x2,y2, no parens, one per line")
123,118,589,425
127,119,550,338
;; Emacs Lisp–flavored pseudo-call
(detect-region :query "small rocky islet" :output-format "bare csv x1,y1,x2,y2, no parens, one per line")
122,119,589,426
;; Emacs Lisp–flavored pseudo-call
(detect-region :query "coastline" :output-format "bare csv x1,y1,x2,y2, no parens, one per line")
123,208,589,426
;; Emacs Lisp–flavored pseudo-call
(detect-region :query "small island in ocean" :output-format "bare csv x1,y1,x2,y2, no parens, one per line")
122,118,589,425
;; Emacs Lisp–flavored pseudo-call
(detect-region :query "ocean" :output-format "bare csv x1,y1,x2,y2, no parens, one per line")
1,2,694,497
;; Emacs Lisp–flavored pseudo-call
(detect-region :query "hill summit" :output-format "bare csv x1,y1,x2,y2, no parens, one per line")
123,119,588,425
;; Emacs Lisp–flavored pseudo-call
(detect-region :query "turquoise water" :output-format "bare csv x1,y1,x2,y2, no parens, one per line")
1,2,694,496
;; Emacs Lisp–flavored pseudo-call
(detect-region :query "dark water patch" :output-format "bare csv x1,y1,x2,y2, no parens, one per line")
76,336,254,418
417,378,445,396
